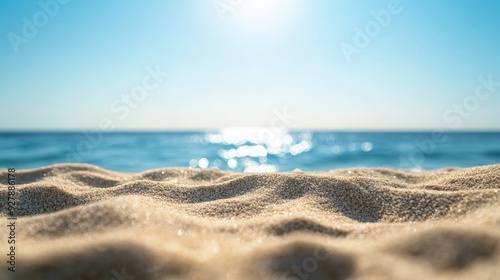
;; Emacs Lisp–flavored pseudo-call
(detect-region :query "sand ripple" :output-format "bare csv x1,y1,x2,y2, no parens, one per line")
1,164,499,279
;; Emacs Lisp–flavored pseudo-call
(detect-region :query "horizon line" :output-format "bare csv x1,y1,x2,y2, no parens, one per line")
1,128,500,133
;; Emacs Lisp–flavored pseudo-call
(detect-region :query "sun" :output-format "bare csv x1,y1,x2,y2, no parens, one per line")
231,0,298,34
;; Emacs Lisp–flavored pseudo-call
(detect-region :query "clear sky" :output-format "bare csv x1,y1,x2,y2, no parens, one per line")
1,0,499,131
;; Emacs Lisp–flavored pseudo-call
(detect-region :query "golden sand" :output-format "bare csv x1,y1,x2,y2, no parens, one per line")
1,164,499,279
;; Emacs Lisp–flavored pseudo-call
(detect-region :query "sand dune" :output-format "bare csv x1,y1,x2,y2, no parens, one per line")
1,164,499,279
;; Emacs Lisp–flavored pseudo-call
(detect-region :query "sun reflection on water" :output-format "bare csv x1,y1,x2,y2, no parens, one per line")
189,128,313,172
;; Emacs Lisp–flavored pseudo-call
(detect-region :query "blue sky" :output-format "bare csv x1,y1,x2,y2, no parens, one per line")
1,0,499,130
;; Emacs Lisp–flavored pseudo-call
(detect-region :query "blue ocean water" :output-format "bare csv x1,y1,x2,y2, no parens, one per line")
1,130,499,172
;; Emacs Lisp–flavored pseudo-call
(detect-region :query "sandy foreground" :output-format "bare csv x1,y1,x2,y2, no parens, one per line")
0,164,499,280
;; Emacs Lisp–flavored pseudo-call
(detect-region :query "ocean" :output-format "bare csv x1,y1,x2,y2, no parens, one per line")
1,130,499,172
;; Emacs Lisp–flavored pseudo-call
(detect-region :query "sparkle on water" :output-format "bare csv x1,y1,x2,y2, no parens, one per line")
1,131,500,172
190,128,313,172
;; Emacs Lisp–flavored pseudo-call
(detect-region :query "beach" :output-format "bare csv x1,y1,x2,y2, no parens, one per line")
1,163,499,279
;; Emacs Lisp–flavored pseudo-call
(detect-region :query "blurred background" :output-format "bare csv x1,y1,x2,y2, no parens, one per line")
1,0,499,172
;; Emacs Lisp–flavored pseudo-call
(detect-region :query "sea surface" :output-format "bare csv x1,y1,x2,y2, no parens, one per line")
1,130,500,172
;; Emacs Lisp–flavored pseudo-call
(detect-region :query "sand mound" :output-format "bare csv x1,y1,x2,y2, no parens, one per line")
1,164,499,279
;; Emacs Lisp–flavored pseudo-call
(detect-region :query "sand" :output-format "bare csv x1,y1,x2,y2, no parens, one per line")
1,164,499,280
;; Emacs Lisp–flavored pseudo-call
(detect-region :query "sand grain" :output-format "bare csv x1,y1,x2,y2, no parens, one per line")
1,164,500,279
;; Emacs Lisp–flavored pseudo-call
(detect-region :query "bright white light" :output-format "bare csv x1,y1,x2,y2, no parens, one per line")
244,164,278,173
228,158,238,169
283,134,293,145
361,142,373,152
198,158,209,169
232,0,298,34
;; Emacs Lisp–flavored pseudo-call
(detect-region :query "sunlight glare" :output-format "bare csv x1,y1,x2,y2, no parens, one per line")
232,0,298,34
